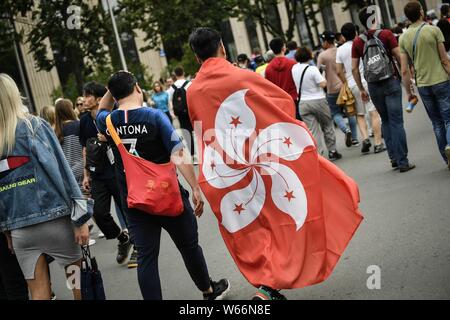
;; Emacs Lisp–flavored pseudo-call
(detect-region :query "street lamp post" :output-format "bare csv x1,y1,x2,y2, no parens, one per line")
106,0,127,71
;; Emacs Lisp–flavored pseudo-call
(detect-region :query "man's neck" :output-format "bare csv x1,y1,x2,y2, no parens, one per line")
118,99,143,110
90,107,98,119
176,77,185,81
275,53,284,58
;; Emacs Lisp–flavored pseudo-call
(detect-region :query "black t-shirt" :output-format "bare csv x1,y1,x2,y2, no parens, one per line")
79,112,115,180
437,18,450,51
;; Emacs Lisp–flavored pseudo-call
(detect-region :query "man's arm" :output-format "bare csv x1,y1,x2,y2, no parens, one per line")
352,58,369,102
438,42,450,74
391,47,402,67
400,52,414,99
336,63,347,84
171,148,204,217
82,146,90,193
99,90,115,112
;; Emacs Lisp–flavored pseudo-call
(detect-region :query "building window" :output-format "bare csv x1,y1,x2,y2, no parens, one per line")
321,5,337,32
245,18,260,53
220,20,237,62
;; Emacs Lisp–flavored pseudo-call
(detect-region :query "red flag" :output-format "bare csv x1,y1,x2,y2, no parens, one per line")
187,58,363,289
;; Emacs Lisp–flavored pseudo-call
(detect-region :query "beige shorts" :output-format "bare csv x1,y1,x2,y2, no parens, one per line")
350,85,377,115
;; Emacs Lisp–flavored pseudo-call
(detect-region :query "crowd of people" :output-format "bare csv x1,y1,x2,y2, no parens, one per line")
1,1,449,300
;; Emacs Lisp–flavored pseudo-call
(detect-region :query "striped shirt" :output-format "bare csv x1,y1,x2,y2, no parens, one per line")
61,120,84,184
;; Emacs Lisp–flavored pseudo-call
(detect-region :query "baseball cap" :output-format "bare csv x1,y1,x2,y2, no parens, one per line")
320,31,335,42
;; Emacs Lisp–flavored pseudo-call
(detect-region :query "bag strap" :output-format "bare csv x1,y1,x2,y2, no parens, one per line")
410,23,426,85
106,114,122,147
181,80,189,89
171,84,177,91
297,65,310,104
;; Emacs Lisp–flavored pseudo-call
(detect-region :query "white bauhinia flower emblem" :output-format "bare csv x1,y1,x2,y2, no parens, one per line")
203,89,315,233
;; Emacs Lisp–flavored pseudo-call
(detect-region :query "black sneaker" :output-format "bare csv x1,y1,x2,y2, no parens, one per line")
203,278,230,300
116,236,132,265
361,139,372,154
352,139,360,147
399,163,416,173
345,131,352,148
252,286,287,300
329,150,342,162
128,249,138,269
374,144,387,154
391,160,399,169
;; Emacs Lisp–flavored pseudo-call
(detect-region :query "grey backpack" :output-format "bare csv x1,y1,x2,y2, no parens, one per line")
360,30,394,83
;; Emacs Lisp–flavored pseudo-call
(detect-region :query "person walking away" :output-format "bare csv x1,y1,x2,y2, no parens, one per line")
293,47,342,161
0,73,90,300
237,54,251,70
437,4,450,59
80,82,133,264
318,31,359,147
38,105,55,128
285,41,298,60
265,38,298,103
400,1,450,170
352,8,415,172
96,71,230,300
54,99,84,190
0,233,28,300
151,81,172,123
255,50,275,78
167,67,195,158
336,23,385,155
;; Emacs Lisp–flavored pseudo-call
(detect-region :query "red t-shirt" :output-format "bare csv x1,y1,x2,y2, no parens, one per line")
352,29,398,60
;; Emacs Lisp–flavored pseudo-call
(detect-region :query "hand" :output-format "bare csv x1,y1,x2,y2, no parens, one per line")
74,224,90,246
4,232,14,254
97,133,107,142
82,175,91,193
361,90,370,103
192,187,205,217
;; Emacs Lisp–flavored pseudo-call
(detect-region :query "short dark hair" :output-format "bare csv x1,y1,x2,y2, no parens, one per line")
441,4,450,17
341,23,357,41
295,47,312,63
174,66,184,77
286,41,298,51
107,71,138,101
83,82,107,98
237,53,249,63
404,1,422,23
269,38,285,55
189,27,222,61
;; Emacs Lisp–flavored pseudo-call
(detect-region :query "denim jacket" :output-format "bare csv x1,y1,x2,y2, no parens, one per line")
0,116,92,232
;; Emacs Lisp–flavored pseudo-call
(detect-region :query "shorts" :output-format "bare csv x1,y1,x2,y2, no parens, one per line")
11,216,82,280
350,84,377,115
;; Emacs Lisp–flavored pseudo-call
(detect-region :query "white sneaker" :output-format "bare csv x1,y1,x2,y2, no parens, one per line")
88,239,96,246
98,232,105,238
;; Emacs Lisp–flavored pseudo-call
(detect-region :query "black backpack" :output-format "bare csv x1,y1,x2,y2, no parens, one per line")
172,81,189,117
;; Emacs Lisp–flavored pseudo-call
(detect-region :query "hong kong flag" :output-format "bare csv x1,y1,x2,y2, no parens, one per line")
187,58,363,289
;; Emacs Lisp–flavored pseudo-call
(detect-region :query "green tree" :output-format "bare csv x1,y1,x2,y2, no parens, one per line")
118,0,237,61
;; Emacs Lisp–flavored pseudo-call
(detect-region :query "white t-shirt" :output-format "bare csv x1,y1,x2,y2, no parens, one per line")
336,41,365,89
291,63,326,101
167,79,192,102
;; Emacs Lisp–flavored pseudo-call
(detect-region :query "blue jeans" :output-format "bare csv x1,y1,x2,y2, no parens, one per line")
368,78,410,167
326,93,358,140
417,81,450,162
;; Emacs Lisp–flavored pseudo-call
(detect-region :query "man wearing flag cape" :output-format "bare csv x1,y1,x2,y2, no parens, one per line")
186,27,364,300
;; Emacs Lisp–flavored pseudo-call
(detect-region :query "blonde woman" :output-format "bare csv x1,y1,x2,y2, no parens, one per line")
0,74,90,300
38,105,56,127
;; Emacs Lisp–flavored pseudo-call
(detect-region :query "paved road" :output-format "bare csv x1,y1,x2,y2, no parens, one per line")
51,95,450,300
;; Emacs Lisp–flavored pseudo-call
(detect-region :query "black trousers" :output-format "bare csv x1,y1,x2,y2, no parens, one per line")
0,233,28,300
126,187,211,300
178,115,195,156
91,177,123,239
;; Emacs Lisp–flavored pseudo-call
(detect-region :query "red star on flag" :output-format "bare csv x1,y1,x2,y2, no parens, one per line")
230,116,242,128
233,203,245,215
283,137,293,148
284,190,295,202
